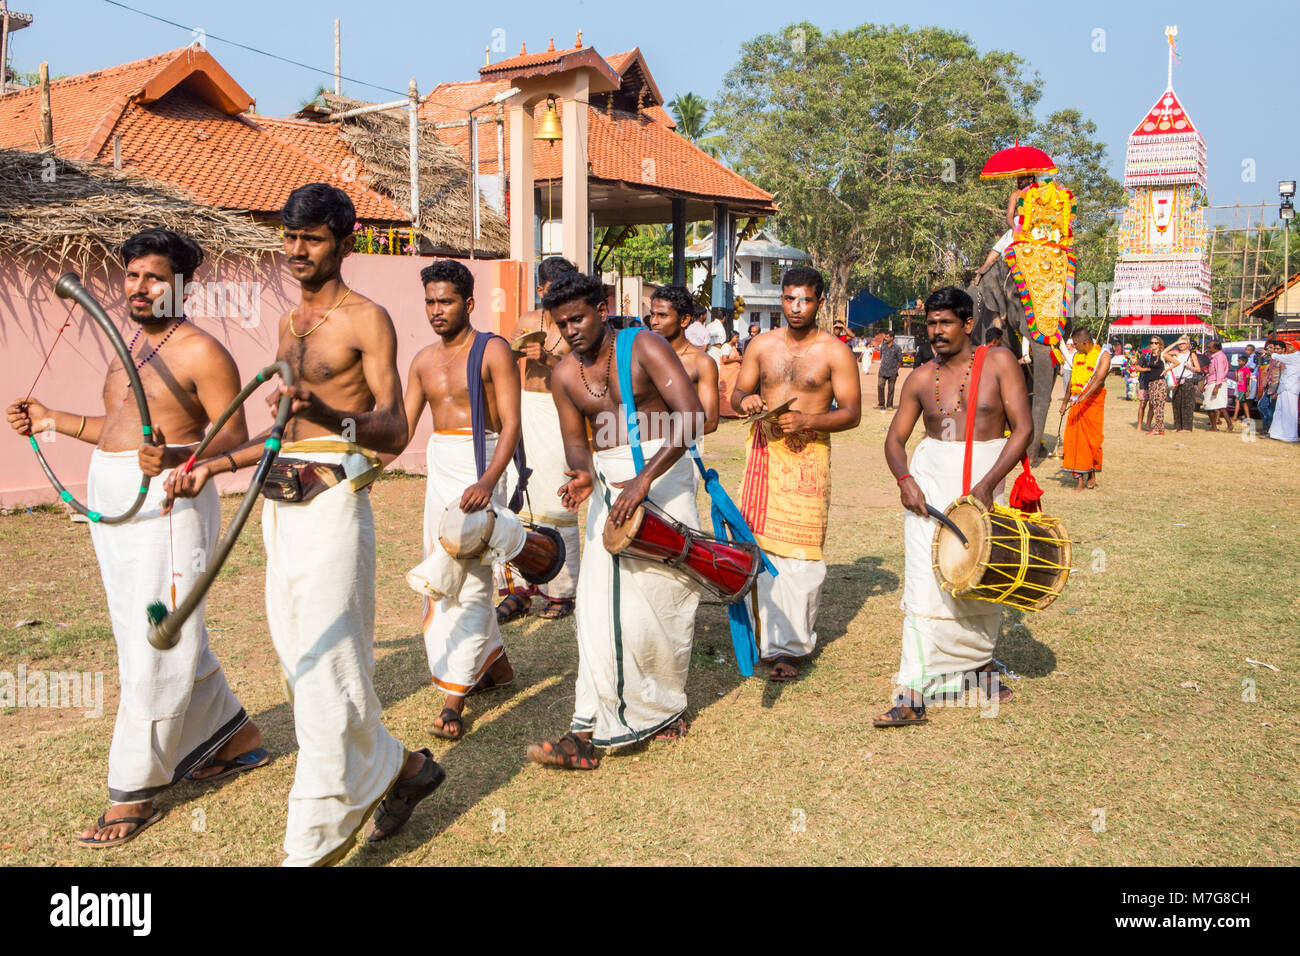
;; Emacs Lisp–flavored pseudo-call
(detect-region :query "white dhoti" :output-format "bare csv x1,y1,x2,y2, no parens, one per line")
573,440,699,747
1268,354,1300,442
750,554,827,660
515,389,580,600
87,449,246,803
262,438,405,867
896,437,1008,695
1202,381,1229,411
422,430,508,694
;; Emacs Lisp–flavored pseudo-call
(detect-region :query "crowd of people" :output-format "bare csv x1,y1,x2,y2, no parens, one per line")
7,179,1295,864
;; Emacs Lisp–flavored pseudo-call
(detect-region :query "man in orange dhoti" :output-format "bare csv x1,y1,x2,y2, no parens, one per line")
732,267,861,682
1061,326,1110,491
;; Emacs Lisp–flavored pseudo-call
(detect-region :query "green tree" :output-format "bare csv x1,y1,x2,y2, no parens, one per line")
714,22,1040,321
667,91,727,160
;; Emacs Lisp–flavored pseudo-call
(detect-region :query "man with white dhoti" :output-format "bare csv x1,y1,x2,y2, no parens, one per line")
502,256,580,623
1266,339,1300,443
7,228,267,849
876,286,1032,728
526,273,707,769
397,259,522,740
171,185,442,864
731,266,862,682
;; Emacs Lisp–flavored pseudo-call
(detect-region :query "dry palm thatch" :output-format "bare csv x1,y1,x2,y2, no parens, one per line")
0,148,279,272
319,93,509,258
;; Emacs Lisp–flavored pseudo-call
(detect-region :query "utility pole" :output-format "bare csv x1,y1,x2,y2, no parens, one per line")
333,18,340,95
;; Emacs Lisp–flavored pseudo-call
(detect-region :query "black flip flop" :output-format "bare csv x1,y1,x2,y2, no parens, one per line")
430,707,464,740
77,808,166,849
872,704,928,728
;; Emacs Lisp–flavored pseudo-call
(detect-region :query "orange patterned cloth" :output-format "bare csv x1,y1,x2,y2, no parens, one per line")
739,419,831,561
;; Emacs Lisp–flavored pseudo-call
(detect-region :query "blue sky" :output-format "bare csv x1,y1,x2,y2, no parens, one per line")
22,0,1300,215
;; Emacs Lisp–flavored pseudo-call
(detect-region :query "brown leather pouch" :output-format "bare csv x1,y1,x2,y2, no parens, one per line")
261,457,348,503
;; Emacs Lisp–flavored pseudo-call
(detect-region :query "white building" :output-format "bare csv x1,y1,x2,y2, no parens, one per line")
687,229,809,332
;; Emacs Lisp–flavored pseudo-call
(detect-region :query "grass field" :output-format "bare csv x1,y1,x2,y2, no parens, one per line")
2,371,1298,866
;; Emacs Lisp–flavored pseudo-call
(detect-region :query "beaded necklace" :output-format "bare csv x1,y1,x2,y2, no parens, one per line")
127,317,186,371
934,354,974,417
578,329,614,398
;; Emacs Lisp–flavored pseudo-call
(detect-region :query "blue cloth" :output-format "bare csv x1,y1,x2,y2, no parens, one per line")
467,331,529,512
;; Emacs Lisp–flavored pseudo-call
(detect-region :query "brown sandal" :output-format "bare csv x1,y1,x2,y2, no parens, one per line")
495,592,531,624
537,598,574,621
767,656,799,682
367,749,446,842
652,715,689,741
526,731,601,770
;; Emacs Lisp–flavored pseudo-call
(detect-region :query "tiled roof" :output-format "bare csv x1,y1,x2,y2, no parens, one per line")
98,94,405,219
0,47,408,222
478,39,620,89
422,49,771,211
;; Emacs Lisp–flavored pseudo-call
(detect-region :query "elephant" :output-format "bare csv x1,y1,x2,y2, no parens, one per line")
966,256,1060,461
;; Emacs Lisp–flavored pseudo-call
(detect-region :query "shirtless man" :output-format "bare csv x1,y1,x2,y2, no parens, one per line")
7,228,264,848
525,272,705,769
398,258,521,740
875,285,1031,727
731,266,862,681
645,283,719,435
168,184,441,864
500,256,580,622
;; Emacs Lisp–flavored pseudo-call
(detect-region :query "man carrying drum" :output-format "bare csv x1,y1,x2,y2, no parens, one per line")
502,255,580,623
875,286,1032,728
394,259,522,741
526,272,705,770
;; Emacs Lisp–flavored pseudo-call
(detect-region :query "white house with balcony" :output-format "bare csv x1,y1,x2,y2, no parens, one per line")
687,229,809,332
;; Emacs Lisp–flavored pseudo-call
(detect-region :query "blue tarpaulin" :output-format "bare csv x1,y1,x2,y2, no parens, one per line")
847,289,898,329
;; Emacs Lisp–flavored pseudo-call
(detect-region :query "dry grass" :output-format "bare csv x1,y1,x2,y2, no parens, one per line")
1,373,1297,866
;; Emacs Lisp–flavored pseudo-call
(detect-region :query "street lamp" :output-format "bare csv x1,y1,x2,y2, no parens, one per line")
1282,182,1295,323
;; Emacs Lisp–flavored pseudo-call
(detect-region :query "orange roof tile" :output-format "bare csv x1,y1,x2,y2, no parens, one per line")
0,47,408,223
421,78,771,210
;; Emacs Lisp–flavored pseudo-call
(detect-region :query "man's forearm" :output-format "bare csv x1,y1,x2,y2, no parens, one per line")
480,422,521,490
802,405,860,433
884,438,908,481
303,400,406,453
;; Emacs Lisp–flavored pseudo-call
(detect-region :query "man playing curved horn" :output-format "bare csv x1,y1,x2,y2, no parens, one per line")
6,228,265,849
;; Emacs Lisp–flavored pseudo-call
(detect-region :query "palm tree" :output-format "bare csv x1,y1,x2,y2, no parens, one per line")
666,92,726,160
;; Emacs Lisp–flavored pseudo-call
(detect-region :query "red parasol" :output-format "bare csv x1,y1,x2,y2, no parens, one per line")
980,139,1057,180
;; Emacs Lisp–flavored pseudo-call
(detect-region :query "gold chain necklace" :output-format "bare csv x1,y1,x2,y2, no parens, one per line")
783,328,819,358
433,330,474,368
289,288,352,338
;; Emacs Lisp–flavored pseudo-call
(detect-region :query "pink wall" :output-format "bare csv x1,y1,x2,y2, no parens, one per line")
1,252,526,508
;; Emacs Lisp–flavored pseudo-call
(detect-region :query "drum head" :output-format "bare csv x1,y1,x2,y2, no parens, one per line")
933,498,989,591
602,504,645,554
438,503,495,558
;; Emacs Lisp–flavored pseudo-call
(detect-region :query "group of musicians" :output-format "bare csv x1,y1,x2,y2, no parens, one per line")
7,183,1033,864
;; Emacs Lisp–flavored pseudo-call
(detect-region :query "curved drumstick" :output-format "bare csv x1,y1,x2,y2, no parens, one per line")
926,504,969,546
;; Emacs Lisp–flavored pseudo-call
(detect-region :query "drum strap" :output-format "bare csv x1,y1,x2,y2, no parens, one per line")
467,331,531,512
615,327,645,472
687,446,775,679
962,343,1043,512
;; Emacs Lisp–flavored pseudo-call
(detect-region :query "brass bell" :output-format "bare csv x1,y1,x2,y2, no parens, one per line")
535,97,562,142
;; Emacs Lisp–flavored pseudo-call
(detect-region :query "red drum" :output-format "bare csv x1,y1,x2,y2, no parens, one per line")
603,501,761,604
509,524,566,586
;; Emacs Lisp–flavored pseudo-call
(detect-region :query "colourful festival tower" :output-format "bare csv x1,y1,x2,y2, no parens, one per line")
1108,27,1212,336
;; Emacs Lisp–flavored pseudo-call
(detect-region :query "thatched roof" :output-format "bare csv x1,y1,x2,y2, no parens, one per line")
0,148,279,271
317,93,509,258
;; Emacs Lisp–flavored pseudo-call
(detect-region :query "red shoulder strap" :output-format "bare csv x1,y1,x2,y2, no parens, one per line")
962,345,990,495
